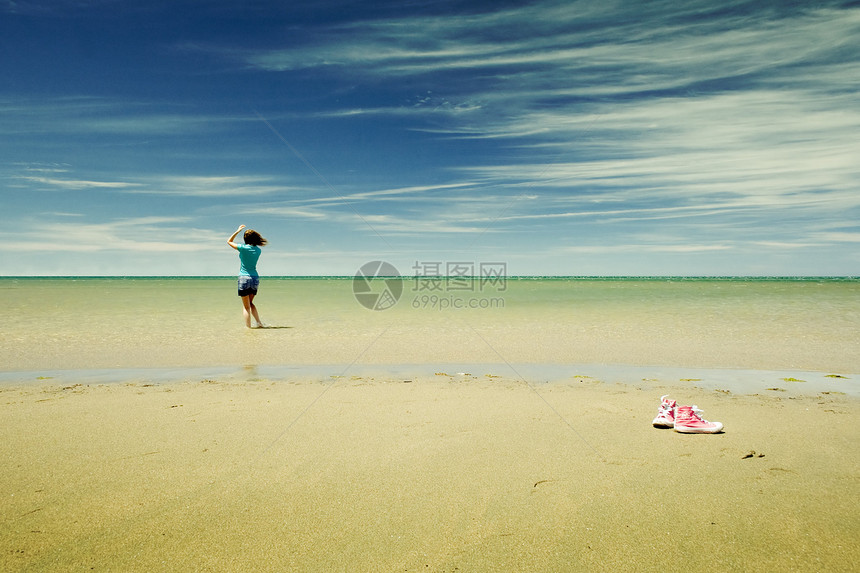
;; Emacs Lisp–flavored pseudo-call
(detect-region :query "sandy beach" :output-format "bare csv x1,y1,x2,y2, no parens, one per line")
2,278,858,570
2,373,857,572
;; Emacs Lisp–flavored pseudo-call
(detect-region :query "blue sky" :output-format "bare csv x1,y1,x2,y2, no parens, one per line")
1,0,858,276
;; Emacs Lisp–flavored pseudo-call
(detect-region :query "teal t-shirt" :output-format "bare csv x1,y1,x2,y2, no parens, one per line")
237,244,261,277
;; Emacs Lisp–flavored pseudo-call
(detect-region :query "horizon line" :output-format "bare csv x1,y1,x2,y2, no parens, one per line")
1,275,857,280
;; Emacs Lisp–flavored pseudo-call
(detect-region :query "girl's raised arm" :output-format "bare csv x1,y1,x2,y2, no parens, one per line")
227,225,246,250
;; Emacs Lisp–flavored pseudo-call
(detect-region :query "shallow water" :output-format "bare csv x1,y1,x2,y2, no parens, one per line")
1,277,858,376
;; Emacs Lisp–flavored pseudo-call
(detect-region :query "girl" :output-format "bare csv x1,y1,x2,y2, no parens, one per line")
227,225,268,328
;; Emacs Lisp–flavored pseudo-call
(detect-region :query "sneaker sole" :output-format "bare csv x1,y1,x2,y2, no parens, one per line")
674,425,724,434
652,419,674,428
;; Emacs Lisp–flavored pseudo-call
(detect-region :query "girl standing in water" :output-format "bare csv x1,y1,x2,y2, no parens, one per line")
227,225,268,328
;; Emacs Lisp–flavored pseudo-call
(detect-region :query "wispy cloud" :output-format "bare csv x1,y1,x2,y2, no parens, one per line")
136,175,294,197
227,0,860,236
233,1,857,91
0,216,221,253
0,97,243,137
240,188,502,236
3,0,857,275
10,170,299,197
18,176,143,190
813,231,860,243
560,243,733,254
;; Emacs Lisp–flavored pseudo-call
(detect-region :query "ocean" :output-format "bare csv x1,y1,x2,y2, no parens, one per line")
1,277,858,392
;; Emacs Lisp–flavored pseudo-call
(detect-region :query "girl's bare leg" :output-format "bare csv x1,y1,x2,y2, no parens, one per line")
241,295,254,328
248,293,263,327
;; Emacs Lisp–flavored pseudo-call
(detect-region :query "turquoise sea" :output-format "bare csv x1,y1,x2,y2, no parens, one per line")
1,277,858,394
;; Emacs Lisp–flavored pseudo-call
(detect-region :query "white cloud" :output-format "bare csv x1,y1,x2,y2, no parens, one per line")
233,1,858,93
814,232,860,243
228,0,860,243
19,176,143,190
12,171,299,197
752,241,823,249
560,243,733,254
0,217,221,253
0,97,244,137
137,175,294,197
4,0,858,276
447,85,860,228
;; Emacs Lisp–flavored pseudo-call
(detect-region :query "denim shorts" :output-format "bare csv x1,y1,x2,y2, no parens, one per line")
238,275,260,297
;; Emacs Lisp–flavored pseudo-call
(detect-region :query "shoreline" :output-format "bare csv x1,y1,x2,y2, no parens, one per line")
1,362,856,398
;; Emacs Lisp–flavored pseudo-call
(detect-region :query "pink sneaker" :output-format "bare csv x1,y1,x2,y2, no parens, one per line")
674,405,724,434
652,395,677,428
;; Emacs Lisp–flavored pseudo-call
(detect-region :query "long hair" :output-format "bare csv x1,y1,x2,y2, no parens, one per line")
243,229,268,246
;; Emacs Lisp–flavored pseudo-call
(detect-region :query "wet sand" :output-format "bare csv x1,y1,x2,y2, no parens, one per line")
2,374,857,572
